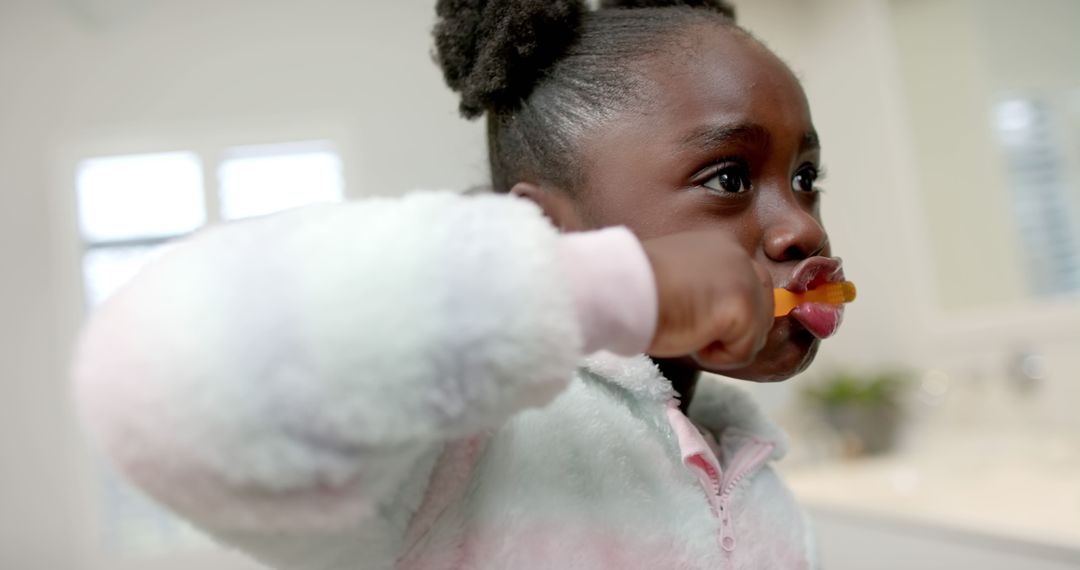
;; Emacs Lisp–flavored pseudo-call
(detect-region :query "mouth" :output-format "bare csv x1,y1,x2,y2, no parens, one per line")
778,257,846,340
778,256,844,293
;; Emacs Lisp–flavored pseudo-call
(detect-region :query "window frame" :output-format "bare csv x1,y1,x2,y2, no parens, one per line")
72,132,349,310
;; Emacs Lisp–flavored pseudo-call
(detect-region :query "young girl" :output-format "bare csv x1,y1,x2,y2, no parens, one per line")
75,1,843,568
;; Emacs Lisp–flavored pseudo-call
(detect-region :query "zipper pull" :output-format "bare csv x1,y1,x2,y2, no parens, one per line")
718,503,736,552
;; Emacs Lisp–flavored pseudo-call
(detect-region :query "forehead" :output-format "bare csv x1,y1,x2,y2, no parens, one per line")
630,24,813,147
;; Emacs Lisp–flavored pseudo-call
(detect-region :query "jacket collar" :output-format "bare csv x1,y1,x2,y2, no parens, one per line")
581,352,788,461
581,352,676,404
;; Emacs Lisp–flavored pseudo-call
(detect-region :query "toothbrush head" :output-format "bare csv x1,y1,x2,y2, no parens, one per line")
820,281,857,304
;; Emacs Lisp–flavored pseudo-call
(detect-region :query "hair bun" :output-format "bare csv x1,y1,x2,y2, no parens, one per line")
599,0,735,19
434,0,586,119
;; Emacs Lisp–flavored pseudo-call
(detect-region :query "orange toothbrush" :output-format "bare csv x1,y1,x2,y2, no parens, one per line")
774,281,856,317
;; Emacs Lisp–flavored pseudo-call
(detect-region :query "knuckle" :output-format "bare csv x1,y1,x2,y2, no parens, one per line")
730,276,757,299
711,298,753,338
728,341,756,364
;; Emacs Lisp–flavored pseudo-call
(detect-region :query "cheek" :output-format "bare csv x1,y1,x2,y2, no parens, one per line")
759,320,820,378
573,182,653,232
809,199,831,253
579,185,745,240
641,197,762,249
710,319,820,382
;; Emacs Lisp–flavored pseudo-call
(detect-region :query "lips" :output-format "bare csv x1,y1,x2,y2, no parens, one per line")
789,303,844,339
778,257,844,293
778,257,846,339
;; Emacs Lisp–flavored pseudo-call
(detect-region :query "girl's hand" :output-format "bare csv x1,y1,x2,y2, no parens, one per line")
641,232,774,369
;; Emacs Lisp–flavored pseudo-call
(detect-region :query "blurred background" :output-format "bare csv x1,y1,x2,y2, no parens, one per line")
0,0,1077,568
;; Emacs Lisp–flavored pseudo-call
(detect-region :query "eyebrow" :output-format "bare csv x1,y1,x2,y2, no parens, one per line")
680,122,821,153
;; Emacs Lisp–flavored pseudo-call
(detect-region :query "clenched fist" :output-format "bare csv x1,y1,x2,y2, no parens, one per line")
641,232,774,370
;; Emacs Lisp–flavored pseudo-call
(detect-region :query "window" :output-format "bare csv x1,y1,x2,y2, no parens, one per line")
993,98,1080,298
76,151,205,307
219,140,344,220
75,140,345,555
78,152,206,242
78,141,345,308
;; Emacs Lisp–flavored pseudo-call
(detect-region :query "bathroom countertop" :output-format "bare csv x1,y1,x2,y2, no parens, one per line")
779,428,1080,560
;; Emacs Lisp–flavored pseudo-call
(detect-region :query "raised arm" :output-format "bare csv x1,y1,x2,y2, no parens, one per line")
72,191,657,568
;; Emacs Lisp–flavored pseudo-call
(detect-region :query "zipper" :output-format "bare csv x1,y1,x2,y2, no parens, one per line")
712,439,774,552
687,454,721,502
665,402,775,555
719,437,774,500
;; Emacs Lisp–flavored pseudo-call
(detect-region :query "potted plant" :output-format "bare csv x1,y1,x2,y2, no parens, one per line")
801,369,910,456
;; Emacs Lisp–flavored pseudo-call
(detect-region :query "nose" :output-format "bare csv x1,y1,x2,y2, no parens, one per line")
762,202,829,262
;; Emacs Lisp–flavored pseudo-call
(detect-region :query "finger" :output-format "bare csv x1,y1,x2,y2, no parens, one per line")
697,301,761,368
695,333,758,370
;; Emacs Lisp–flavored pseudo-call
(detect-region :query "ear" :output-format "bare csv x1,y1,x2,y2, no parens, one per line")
509,182,585,232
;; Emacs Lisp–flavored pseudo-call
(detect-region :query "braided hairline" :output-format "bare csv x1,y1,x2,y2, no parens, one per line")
600,0,735,19
488,5,737,193
433,1,738,193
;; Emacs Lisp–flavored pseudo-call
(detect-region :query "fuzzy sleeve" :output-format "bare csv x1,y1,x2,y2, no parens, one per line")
72,191,657,567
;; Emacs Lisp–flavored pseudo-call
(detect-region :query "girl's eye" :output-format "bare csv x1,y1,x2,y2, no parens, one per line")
702,163,751,194
792,165,820,193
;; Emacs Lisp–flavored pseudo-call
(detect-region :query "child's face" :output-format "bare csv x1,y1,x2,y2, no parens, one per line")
574,25,830,382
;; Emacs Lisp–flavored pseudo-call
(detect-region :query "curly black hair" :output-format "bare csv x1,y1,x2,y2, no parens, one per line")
433,0,739,193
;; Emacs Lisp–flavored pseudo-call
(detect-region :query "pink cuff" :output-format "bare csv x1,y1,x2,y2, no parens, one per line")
557,227,658,356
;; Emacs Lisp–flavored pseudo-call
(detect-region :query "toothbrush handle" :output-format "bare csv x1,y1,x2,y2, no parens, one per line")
773,289,801,317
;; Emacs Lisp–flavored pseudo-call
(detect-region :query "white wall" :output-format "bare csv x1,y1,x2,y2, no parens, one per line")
979,0,1080,93
890,0,1028,311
